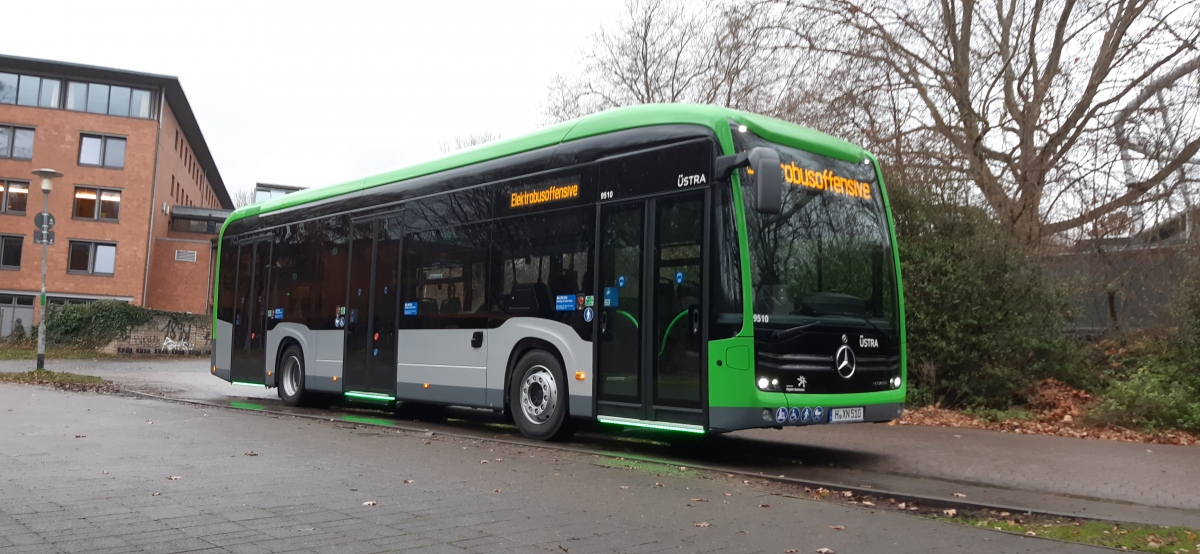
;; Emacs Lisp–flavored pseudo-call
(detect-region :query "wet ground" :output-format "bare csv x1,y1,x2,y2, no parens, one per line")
4,357,1198,528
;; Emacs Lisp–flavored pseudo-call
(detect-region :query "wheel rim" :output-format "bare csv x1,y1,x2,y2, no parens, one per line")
282,356,301,397
520,365,558,424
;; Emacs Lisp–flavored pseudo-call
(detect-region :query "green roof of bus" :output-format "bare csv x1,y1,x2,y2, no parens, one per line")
222,104,869,229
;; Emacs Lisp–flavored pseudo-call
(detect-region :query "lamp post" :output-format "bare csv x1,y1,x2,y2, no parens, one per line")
31,168,61,371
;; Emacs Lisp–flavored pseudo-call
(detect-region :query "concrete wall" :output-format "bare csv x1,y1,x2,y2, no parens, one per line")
101,315,212,357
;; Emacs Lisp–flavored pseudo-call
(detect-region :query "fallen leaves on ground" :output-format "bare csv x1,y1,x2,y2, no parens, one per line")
243,451,258,456
362,501,377,506
898,379,1198,446
829,525,845,531
403,479,414,484
952,492,967,498
815,548,836,553
693,522,711,527
166,476,181,480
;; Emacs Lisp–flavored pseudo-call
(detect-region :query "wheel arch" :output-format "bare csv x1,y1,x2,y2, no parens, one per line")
504,338,566,412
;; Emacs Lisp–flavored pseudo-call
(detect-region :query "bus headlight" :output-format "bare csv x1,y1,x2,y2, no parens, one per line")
891,376,902,389
757,377,770,389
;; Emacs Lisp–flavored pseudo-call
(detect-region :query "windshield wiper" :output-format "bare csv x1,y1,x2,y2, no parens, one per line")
769,321,821,342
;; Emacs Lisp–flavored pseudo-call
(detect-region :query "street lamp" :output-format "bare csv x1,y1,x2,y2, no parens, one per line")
31,168,61,371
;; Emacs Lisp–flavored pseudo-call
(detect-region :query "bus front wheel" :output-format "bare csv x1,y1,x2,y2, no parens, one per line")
509,350,575,441
278,345,307,407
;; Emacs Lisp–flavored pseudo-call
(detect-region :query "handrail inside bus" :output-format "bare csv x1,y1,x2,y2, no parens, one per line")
659,310,689,356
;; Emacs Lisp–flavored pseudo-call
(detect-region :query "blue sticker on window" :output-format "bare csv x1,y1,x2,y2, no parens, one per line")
603,287,619,308
274,308,283,320
583,307,594,322
555,294,577,311
403,302,418,316
675,271,684,284
618,276,626,288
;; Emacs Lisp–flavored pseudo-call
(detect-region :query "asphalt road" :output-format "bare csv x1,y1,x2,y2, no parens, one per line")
1,382,1111,553
4,357,1199,528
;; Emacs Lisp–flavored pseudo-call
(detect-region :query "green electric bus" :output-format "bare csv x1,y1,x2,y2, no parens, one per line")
211,104,906,440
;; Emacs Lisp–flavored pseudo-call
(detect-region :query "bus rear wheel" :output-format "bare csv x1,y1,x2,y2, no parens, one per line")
278,345,307,407
509,350,575,441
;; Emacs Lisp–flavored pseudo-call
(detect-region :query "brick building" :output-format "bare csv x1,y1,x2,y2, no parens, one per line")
0,54,232,337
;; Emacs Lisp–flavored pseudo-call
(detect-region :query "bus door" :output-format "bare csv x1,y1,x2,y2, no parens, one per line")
231,237,272,385
594,189,707,427
343,217,400,396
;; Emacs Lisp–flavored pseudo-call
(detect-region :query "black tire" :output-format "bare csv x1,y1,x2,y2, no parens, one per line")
277,345,307,407
509,350,575,441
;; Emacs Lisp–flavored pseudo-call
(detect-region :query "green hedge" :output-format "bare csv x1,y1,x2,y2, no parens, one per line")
889,185,1090,407
43,300,202,348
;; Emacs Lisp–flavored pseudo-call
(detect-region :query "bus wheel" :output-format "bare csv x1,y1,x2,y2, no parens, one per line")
510,350,575,441
278,345,306,407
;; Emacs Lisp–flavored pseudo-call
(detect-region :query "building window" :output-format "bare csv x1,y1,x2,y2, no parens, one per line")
0,125,35,160
0,72,63,109
73,187,121,221
169,218,220,234
67,241,116,275
0,235,22,269
0,180,29,214
79,134,126,169
65,81,152,119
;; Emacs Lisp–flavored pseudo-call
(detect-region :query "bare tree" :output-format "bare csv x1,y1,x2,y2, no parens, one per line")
437,132,501,154
781,0,1200,242
545,0,718,121
231,187,256,208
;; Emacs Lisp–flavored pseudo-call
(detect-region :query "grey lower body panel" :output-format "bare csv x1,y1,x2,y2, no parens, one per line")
214,320,233,380
396,382,484,406
709,402,904,433
308,330,345,393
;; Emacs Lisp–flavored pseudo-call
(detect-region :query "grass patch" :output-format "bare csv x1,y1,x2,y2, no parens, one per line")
592,457,698,479
0,369,115,392
954,515,1199,552
0,346,115,361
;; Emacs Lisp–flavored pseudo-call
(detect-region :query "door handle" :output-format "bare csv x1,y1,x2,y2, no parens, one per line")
471,331,483,348
690,306,701,335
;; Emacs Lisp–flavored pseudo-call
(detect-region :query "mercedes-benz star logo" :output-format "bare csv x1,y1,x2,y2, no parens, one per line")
834,345,856,379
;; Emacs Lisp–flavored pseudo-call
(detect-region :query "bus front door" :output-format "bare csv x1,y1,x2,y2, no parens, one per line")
343,217,400,398
595,190,706,428
231,238,271,385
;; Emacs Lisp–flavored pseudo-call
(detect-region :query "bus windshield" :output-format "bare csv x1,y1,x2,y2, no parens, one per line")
735,131,899,337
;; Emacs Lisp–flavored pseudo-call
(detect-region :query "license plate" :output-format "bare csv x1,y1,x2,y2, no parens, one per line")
830,407,864,423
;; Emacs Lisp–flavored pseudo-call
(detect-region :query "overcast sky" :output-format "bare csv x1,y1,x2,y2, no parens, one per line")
5,0,625,198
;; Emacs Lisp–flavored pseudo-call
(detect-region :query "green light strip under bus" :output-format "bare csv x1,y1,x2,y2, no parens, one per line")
232,381,266,388
597,416,706,434
344,391,396,403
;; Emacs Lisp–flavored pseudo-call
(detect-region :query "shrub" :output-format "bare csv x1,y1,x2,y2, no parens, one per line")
43,300,195,348
889,184,1089,407
7,318,28,343
1086,271,1200,432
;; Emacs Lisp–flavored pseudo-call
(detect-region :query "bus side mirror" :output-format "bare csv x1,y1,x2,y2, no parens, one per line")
749,147,782,214
714,147,782,214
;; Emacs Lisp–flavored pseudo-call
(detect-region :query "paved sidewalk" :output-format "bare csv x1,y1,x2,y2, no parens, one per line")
4,358,1199,527
0,384,1108,553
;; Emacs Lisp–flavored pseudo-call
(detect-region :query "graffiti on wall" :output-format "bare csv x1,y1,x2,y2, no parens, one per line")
112,316,212,357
